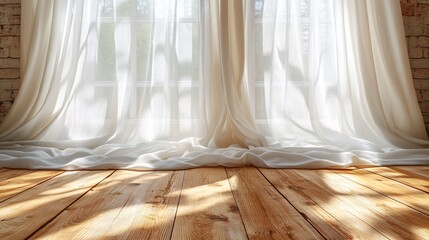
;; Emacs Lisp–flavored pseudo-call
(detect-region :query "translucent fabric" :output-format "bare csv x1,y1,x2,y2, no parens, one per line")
0,0,428,170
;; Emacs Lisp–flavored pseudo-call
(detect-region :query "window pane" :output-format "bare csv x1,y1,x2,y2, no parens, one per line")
94,87,116,120
136,0,168,18
136,23,153,81
136,0,152,18
255,22,263,82
178,0,198,18
96,23,116,81
136,22,200,82
137,86,199,120
255,0,263,17
177,23,195,82
115,0,132,17
99,0,113,18
192,23,200,82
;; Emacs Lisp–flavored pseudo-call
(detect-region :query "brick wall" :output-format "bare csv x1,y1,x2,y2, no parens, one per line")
401,0,429,132
0,0,20,123
0,1,429,133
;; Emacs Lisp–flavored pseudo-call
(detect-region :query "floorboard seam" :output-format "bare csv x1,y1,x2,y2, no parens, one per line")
256,167,327,240
224,167,250,240
169,170,186,240
26,170,117,239
332,169,429,217
0,171,64,204
363,168,429,194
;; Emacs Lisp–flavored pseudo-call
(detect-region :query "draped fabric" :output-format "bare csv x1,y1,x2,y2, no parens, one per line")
0,0,428,170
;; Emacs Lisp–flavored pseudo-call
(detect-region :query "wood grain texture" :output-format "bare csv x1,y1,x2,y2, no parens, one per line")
31,170,184,240
333,169,429,216
171,168,247,240
0,169,31,181
0,167,426,239
395,166,429,179
0,171,112,240
365,166,429,193
259,168,360,239
0,170,63,203
226,167,323,240
317,169,429,240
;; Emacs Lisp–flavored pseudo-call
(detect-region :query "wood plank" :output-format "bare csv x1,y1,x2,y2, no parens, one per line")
0,170,112,240
259,168,371,239
31,170,184,240
365,167,429,193
0,169,32,181
171,168,247,240
226,167,323,240
315,169,429,239
333,169,429,216
0,170,63,203
394,166,429,179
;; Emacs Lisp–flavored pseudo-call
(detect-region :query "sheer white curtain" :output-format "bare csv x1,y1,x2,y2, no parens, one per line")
0,0,428,170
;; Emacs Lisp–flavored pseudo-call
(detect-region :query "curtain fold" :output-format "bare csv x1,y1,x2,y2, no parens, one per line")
0,0,428,170
202,0,266,148
0,0,54,139
337,0,428,147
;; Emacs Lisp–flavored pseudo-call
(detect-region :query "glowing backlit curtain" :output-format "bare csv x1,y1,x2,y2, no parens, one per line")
0,0,428,170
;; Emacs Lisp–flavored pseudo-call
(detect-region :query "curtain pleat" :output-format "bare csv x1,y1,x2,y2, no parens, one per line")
0,0,428,170
202,0,266,148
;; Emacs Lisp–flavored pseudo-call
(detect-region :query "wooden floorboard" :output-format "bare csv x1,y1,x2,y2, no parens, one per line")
365,166,429,193
31,170,184,240
319,169,429,239
0,166,427,239
260,168,387,239
395,166,429,178
0,171,113,240
171,168,247,239
226,167,323,240
0,170,63,203
0,169,32,181
333,169,429,216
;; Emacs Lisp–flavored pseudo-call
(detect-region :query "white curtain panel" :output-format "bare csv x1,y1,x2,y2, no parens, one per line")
0,0,428,170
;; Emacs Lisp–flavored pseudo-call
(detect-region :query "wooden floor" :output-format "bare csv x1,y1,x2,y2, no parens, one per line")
0,166,428,239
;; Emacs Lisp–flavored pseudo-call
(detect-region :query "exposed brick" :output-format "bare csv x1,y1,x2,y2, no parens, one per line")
408,0,429,135
0,1,21,4
408,47,423,58
0,58,19,68
0,36,19,47
418,36,429,47
416,89,424,101
412,69,429,78
420,79,429,89
414,79,423,89
407,36,419,48
411,58,429,68
420,89,429,101
0,68,19,78
0,100,13,118
419,101,429,112
401,2,426,17
422,5,429,25
0,1,20,123
423,48,429,58
0,4,20,25
403,17,424,36
0,24,19,36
